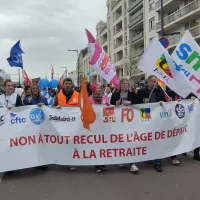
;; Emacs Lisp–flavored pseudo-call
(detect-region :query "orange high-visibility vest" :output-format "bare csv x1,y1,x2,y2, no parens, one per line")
58,90,79,106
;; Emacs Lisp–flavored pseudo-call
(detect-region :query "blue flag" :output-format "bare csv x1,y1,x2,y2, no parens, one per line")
7,40,24,69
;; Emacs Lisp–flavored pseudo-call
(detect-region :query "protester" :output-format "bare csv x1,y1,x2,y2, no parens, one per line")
184,93,200,161
0,79,22,108
110,78,140,173
0,80,22,175
24,84,48,170
89,83,107,172
24,84,48,107
137,75,166,172
104,84,112,104
54,78,79,171
22,86,31,104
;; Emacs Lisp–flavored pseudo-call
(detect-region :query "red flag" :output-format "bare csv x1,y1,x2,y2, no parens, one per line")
51,65,54,80
22,70,31,86
60,69,67,81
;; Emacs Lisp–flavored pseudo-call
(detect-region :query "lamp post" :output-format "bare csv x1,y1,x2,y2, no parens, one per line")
68,49,79,88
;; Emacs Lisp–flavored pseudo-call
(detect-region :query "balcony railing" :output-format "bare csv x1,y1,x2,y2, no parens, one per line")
114,43,123,49
156,0,200,30
129,31,144,44
168,25,200,47
128,0,143,13
128,11,143,28
155,0,170,10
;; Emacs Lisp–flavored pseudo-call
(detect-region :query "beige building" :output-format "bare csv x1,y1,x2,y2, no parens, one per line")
68,70,77,82
80,0,200,85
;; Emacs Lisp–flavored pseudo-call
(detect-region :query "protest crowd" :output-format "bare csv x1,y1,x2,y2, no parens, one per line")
0,75,199,174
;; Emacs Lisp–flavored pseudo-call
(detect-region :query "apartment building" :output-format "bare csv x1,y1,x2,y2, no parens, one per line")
155,0,200,53
80,0,200,85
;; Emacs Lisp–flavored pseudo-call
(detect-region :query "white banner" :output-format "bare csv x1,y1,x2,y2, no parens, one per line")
0,100,200,172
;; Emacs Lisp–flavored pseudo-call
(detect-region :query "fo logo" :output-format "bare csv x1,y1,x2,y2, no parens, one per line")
175,104,185,119
30,108,45,125
156,54,173,78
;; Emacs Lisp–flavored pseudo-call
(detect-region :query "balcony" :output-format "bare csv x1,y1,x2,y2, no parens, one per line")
129,31,144,44
128,10,143,29
155,0,170,10
114,43,123,49
128,0,143,14
168,25,200,48
156,0,200,31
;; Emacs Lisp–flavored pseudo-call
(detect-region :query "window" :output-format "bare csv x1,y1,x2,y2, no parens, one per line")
126,71,129,76
149,17,155,30
124,2,127,15
149,0,154,11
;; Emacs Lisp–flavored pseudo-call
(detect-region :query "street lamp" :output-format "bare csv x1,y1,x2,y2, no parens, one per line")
68,49,79,88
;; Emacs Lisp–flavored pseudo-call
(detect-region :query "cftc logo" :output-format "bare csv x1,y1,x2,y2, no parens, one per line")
0,115,4,126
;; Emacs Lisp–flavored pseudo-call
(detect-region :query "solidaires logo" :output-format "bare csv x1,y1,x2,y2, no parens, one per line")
175,104,185,119
156,54,173,78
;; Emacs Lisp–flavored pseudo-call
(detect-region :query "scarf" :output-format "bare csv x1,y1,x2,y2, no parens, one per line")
92,93,102,104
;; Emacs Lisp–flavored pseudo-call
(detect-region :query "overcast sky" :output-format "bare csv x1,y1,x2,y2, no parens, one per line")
0,0,107,81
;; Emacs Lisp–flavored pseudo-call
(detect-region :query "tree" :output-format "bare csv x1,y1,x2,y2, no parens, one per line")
124,46,143,79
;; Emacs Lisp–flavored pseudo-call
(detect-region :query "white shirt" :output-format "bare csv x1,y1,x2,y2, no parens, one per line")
0,93,17,108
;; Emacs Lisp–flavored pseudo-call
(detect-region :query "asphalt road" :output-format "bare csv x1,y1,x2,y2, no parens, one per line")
0,154,200,200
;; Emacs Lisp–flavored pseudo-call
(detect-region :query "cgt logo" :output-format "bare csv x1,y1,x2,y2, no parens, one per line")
156,54,173,78
140,108,151,121
0,115,4,126
103,107,116,123
175,104,185,119
10,113,26,124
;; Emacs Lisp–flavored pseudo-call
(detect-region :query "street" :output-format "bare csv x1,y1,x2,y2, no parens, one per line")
0,154,199,200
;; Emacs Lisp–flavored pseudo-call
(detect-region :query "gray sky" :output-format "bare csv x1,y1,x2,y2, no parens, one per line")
0,0,107,81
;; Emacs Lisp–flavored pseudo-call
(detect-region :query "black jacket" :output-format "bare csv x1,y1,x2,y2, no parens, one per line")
15,94,23,107
110,91,139,105
137,86,166,104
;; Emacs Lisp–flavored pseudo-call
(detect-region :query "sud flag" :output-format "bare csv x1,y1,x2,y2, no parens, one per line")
7,40,24,69
85,29,119,89
79,76,96,131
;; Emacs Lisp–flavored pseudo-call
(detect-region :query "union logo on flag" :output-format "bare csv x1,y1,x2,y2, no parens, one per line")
103,107,116,123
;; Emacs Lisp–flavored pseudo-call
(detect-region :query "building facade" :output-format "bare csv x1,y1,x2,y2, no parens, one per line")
79,0,200,85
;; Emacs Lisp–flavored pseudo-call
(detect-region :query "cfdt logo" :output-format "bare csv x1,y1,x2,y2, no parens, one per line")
30,108,45,125
103,107,116,123
0,115,4,126
10,113,26,124
175,104,185,119
140,108,151,121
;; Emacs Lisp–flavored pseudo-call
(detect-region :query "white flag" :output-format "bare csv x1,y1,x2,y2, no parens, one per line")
172,30,200,98
138,37,191,98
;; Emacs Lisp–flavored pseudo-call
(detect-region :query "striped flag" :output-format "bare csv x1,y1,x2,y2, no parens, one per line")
157,78,166,90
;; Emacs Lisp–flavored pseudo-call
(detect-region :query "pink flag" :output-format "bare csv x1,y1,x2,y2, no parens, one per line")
85,29,119,88
60,69,67,81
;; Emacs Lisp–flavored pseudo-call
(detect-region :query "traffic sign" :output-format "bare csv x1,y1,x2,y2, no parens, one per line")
159,37,169,48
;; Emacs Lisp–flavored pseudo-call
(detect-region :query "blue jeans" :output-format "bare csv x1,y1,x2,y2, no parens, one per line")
154,159,161,165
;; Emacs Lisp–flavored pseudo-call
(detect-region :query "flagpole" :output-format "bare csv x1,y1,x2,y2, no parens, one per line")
149,83,157,100
18,69,21,87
